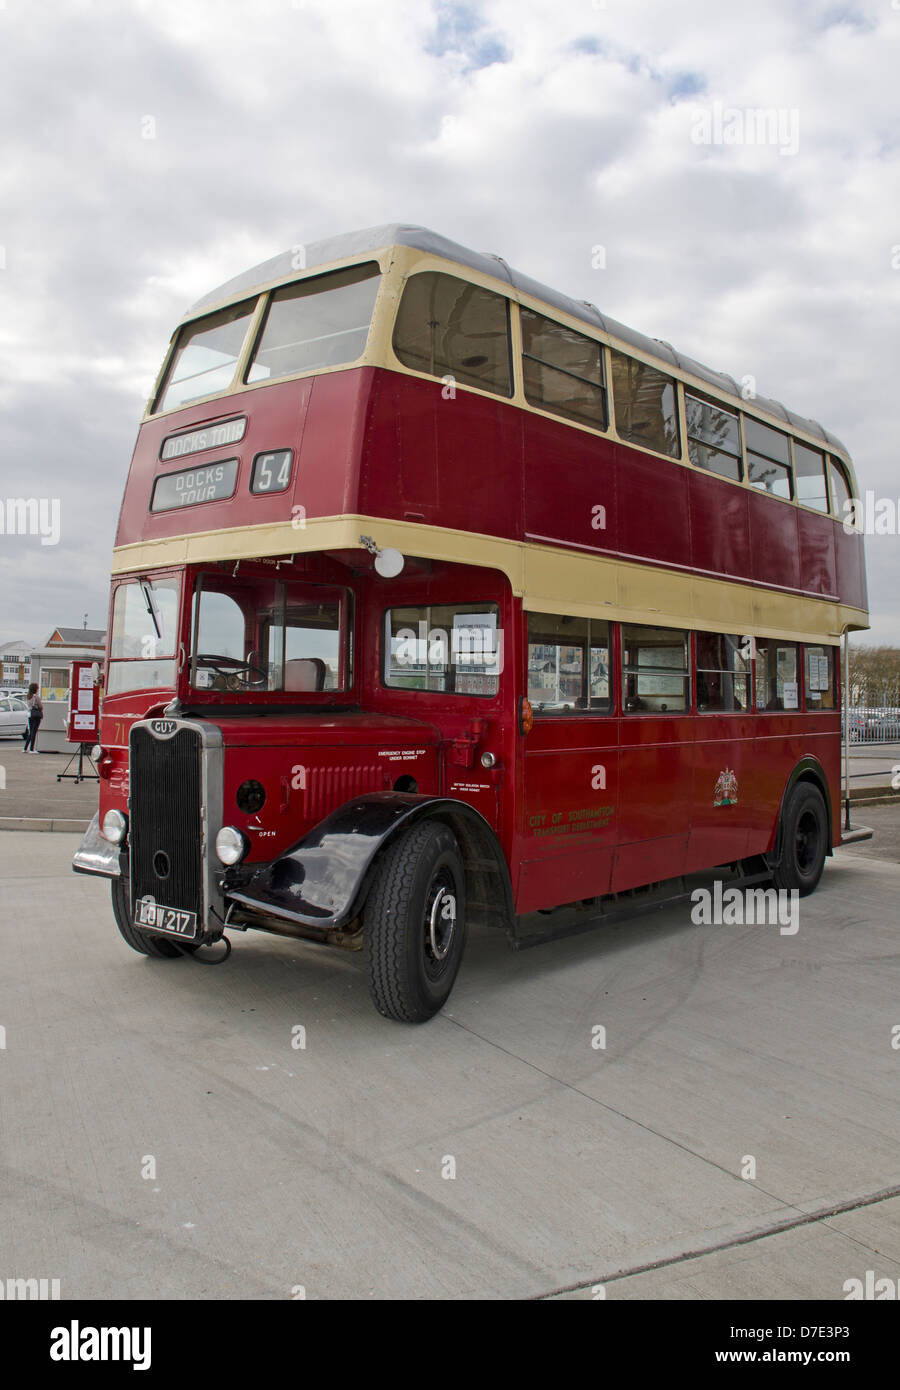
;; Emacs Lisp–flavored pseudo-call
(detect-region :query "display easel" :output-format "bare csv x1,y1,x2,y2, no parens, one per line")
57,660,101,784
57,742,99,784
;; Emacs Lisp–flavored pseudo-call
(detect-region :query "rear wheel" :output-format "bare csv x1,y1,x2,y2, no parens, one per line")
110,876,197,958
771,782,829,896
365,821,467,1023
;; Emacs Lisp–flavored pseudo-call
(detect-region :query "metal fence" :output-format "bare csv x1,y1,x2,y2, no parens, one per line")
842,707,900,744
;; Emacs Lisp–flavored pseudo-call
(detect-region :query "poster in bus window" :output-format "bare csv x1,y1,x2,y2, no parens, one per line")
637,644,684,698
453,611,500,694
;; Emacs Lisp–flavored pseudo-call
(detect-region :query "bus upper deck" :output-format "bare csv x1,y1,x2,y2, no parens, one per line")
113,224,867,645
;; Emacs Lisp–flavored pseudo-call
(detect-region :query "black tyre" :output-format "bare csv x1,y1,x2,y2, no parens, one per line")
110,876,196,959
771,782,829,896
365,821,467,1023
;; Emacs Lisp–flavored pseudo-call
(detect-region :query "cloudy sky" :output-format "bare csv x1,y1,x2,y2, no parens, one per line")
0,0,898,648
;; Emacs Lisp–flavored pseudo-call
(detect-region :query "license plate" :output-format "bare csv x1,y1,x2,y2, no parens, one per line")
134,897,198,939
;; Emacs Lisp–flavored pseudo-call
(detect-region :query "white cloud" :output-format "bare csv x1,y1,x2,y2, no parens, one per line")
0,0,897,643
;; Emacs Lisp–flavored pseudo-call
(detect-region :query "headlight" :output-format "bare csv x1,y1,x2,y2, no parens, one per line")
91,744,103,764
215,826,248,866
101,809,127,844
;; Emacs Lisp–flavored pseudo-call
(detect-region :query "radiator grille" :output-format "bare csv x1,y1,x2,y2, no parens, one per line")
129,725,204,918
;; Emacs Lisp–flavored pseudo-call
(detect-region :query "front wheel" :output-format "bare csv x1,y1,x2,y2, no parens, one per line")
771,782,829,896
110,876,197,958
364,821,467,1022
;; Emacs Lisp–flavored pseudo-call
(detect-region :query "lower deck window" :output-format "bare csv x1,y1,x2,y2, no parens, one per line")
527,612,610,713
696,632,751,712
384,603,501,696
756,639,800,710
622,624,690,713
804,644,836,710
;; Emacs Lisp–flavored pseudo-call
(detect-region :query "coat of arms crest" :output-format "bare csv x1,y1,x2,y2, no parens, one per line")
714,768,739,806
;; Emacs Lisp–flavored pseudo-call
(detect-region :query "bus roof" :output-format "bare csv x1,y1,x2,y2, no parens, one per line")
186,223,848,457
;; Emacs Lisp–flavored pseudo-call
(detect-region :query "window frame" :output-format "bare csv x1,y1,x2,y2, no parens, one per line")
610,351,681,460
382,601,503,699
695,631,752,714
743,415,795,501
519,306,610,433
526,611,613,716
684,391,743,481
243,261,381,388
391,271,514,399
620,622,691,714
791,440,830,515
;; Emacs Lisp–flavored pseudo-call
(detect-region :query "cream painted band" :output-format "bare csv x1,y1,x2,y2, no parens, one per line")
111,513,868,644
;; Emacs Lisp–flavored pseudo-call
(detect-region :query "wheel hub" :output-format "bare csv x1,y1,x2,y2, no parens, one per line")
427,885,457,962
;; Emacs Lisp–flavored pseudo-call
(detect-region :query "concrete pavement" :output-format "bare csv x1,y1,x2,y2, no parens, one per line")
1,819,899,1299
0,739,97,831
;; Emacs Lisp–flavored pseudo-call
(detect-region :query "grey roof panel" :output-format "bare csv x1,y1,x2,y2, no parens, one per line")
186,223,849,457
52,627,106,644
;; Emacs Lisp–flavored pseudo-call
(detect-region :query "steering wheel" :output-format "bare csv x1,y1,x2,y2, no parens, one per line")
196,653,268,691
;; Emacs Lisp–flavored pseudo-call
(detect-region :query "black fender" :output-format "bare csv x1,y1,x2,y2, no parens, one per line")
227,792,514,931
766,756,835,866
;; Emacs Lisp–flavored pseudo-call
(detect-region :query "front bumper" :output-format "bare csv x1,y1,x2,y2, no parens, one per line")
72,813,121,878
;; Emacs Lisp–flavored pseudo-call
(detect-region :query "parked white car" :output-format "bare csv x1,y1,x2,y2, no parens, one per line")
0,694,29,738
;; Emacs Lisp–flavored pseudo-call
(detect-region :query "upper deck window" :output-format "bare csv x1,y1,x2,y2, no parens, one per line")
611,352,680,458
155,301,257,413
745,417,793,499
793,442,829,513
246,263,380,383
685,393,742,481
828,457,853,521
520,308,608,431
392,272,512,397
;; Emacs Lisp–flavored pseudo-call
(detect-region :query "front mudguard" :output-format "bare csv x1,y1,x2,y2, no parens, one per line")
227,792,512,931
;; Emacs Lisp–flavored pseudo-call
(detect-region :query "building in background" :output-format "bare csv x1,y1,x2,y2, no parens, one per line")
27,627,106,752
29,627,106,702
0,637,35,692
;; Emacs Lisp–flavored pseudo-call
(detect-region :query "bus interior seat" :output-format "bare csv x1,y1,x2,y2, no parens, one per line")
284,658,327,692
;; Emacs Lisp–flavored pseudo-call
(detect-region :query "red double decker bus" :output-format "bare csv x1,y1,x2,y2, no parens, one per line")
74,224,869,1021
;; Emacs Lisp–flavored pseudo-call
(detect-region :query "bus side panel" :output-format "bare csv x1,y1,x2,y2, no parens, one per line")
687,715,754,871
615,445,692,572
517,723,619,913
612,716,693,892
361,373,522,542
833,521,868,613
523,410,616,551
689,470,751,580
797,509,837,598
748,492,800,592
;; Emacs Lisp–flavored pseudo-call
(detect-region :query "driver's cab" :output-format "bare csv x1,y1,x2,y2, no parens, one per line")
189,568,353,699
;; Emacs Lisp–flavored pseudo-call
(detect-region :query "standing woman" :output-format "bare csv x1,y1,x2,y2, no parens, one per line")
23,682,43,753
